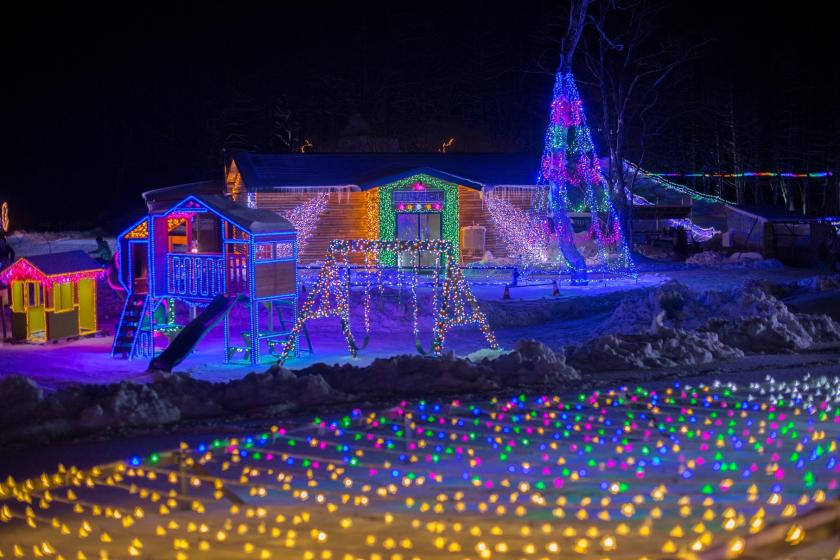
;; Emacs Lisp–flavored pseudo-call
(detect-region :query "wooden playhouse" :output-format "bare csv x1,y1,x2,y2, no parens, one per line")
112,194,298,364
0,250,101,342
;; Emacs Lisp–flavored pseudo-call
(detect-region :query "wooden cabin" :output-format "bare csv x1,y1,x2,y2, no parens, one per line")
725,204,835,266
113,194,298,364
222,153,543,265
0,251,101,342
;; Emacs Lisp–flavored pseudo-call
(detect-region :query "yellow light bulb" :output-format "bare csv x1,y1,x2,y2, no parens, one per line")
600,535,617,552
785,524,805,546
727,536,746,558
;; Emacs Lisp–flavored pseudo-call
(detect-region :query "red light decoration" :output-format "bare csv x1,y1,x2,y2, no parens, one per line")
0,259,103,288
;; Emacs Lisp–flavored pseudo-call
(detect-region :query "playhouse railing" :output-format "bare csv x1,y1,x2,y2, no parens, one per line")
166,253,225,298
227,254,249,295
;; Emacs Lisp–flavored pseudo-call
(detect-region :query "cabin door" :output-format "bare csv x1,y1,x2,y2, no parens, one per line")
77,278,97,334
25,281,46,340
130,242,149,293
396,213,442,267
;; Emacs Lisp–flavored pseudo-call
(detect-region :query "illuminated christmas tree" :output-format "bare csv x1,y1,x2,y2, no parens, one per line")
533,70,635,283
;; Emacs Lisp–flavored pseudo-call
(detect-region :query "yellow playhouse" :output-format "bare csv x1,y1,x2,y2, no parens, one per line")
0,250,102,342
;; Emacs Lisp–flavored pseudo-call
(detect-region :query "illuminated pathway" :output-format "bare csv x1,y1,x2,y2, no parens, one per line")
2,376,839,559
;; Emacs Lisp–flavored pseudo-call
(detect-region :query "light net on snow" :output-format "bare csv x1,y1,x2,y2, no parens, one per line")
2,377,838,559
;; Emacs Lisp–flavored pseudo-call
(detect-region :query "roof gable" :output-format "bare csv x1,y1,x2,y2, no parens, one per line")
1,251,102,282
161,195,294,234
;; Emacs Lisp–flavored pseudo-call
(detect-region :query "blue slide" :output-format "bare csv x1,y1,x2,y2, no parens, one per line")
149,294,236,372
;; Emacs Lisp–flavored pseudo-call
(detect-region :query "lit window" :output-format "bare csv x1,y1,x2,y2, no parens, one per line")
255,243,273,260
275,242,294,259
10,281,24,312
53,282,74,312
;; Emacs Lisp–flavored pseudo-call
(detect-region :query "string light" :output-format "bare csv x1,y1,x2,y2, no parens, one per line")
377,175,459,266
648,170,834,179
0,258,102,288
0,255,103,342
485,192,554,266
533,71,635,280
629,190,719,242
0,376,837,558
624,161,732,204
113,194,298,364
275,239,498,363
1,200,9,232
123,219,149,239
281,192,329,254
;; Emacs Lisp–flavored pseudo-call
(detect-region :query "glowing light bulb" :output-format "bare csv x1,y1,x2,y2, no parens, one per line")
785,524,805,546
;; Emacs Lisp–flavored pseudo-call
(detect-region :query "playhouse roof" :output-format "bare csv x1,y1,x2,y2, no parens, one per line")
231,152,541,191
23,251,102,275
0,251,102,283
189,194,295,234
142,180,223,213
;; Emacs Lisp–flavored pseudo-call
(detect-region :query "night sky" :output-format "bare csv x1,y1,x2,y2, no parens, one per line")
6,1,837,231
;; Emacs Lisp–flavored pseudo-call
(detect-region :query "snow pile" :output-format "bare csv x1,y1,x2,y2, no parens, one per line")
480,288,643,328
634,244,675,261
796,275,840,292
601,281,702,334
0,341,579,445
568,328,743,372
467,251,518,267
701,288,840,352
600,279,840,353
685,250,783,269
686,251,725,267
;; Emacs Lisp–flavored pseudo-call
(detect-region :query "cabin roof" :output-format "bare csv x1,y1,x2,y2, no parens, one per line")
142,180,223,212
190,194,295,233
13,251,101,276
231,152,541,191
727,204,817,223
142,180,223,201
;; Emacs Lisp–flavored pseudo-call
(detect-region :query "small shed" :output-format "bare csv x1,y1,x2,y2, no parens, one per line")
725,205,834,265
0,251,102,342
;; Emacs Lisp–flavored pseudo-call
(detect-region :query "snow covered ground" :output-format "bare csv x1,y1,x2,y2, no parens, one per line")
4,230,116,258
1,375,839,559
2,231,840,455
0,230,836,388
0,265,823,388
2,233,840,558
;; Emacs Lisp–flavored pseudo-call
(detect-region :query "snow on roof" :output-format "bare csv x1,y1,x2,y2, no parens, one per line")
231,152,541,191
142,180,222,202
727,204,817,222
2,251,101,280
191,194,295,233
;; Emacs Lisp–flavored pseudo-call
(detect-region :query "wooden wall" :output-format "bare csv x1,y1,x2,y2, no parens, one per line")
254,191,373,264
254,261,297,298
458,187,534,262
249,185,537,264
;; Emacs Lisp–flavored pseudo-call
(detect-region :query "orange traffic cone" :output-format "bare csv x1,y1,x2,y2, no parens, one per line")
552,279,560,296
503,285,511,300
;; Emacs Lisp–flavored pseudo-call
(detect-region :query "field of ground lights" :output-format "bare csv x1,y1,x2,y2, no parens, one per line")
1,375,839,560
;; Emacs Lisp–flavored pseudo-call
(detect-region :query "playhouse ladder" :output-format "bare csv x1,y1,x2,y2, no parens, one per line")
112,294,151,359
